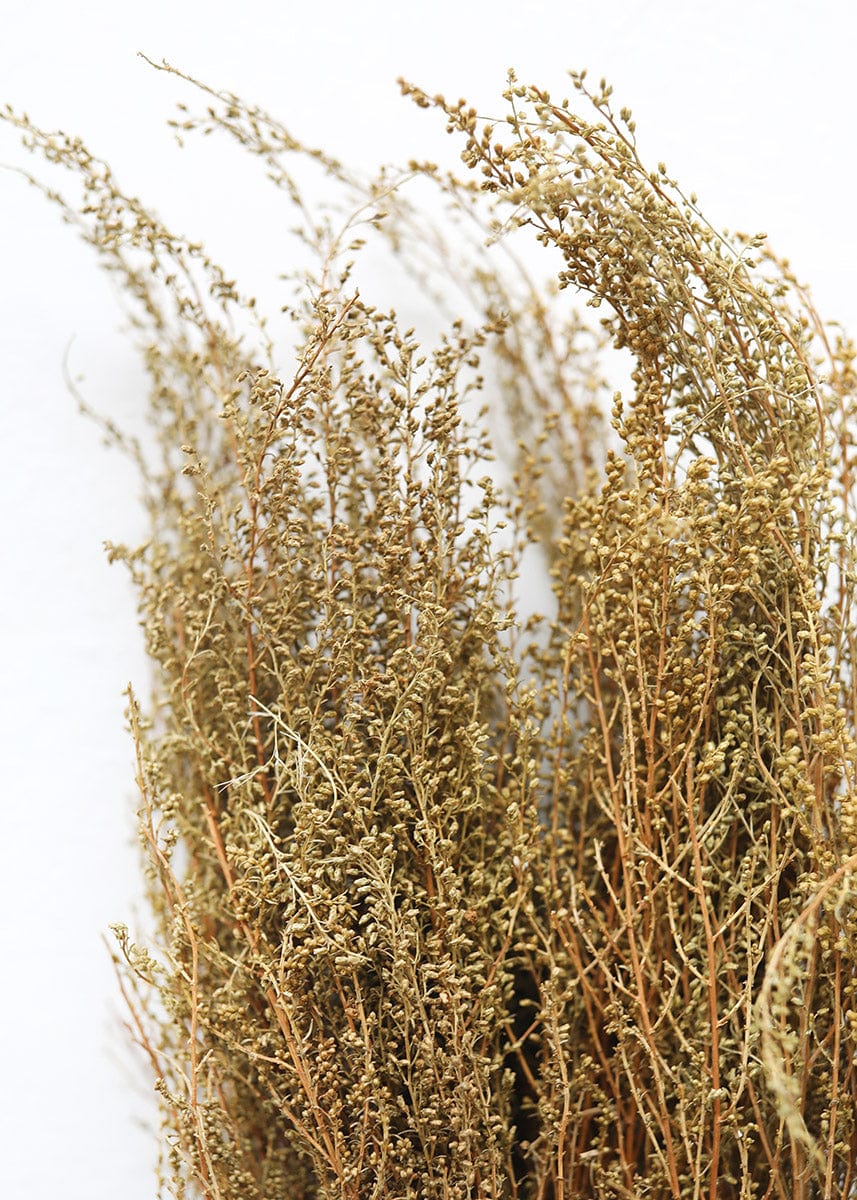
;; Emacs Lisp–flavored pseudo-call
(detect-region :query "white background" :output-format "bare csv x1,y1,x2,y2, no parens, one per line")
1,2,855,1196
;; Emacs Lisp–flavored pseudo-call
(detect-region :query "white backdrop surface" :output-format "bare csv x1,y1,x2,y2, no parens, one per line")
1,2,855,1197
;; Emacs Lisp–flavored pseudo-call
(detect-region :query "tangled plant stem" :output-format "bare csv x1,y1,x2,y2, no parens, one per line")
5,60,857,1200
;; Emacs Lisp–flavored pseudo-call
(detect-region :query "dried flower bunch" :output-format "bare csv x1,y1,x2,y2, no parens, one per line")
5,62,857,1200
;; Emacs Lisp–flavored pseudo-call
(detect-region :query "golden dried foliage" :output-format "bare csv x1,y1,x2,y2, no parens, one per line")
5,62,857,1200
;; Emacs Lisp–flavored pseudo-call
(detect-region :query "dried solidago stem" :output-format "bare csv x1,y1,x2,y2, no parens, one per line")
4,61,857,1200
